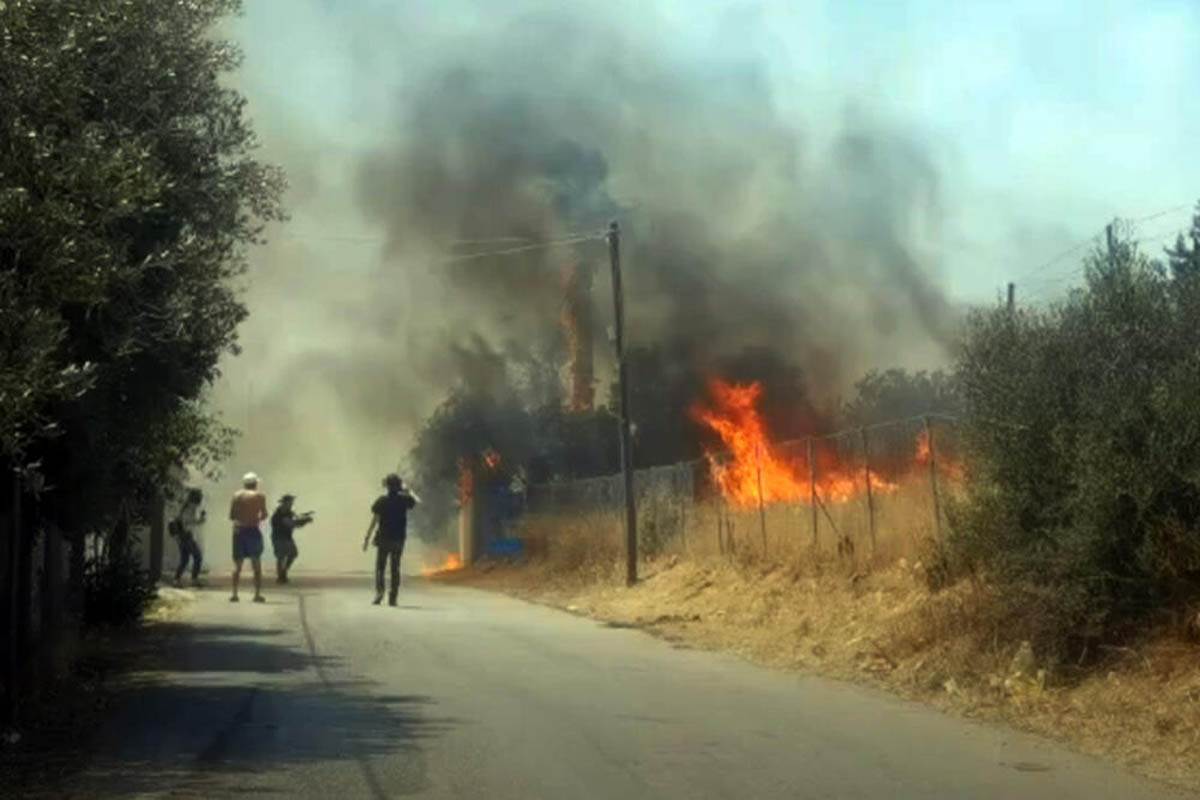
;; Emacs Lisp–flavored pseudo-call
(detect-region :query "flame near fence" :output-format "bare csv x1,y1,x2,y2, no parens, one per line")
523,414,962,568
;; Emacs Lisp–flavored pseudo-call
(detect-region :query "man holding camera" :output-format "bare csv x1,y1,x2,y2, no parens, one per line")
270,493,314,584
362,474,419,606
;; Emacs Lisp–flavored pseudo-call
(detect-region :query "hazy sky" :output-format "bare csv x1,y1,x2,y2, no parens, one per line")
233,0,1200,302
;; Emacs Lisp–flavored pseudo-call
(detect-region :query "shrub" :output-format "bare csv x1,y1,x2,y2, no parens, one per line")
82,539,158,630
949,213,1200,663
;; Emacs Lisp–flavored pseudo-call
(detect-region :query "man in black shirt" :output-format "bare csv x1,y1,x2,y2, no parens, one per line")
362,473,419,606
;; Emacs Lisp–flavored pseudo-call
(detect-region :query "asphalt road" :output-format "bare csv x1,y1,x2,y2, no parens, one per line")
62,574,1186,799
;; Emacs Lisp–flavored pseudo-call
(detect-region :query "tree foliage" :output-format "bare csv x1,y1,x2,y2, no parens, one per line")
950,210,1200,662
0,0,283,534
841,367,961,428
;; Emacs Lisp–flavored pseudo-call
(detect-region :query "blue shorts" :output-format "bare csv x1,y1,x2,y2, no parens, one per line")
232,527,264,561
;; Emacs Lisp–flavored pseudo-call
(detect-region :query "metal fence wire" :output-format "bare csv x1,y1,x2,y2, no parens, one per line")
523,415,961,562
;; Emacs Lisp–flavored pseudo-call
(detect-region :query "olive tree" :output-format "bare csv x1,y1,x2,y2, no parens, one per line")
0,0,283,693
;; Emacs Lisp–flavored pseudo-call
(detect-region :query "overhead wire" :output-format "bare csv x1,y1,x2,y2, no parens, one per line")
1013,202,1196,300
274,229,608,258
436,231,608,263
1130,204,1193,225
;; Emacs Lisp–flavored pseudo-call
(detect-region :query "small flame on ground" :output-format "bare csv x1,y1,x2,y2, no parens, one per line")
421,552,464,577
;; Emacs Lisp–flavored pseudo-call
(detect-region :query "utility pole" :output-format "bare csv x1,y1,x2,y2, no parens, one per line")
1006,282,1015,314
924,416,942,540
607,222,638,586
1106,222,1115,260
859,428,877,557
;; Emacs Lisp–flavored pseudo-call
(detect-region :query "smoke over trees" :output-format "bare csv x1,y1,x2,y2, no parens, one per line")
209,2,965,552
325,4,963,540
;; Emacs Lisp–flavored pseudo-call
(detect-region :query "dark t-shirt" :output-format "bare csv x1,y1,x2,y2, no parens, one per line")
271,508,296,541
372,492,416,543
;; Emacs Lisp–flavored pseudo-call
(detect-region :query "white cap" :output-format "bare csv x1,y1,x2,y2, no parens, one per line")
242,472,259,487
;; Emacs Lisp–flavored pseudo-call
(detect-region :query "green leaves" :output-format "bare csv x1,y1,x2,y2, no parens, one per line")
1,0,281,530
950,220,1200,661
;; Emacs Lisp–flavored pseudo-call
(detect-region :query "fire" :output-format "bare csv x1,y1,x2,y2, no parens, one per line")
457,457,475,505
691,379,900,509
421,552,464,577
916,429,931,463
561,261,595,412
691,381,806,506
915,428,966,483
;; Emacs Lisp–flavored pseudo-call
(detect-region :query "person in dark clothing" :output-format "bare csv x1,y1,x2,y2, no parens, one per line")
362,473,419,606
271,494,314,584
171,488,206,586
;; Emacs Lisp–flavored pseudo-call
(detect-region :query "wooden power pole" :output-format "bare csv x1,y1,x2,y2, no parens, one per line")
607,222,638,586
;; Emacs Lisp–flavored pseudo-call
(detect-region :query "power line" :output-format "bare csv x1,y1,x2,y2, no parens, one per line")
437,232,607,264
1013,202,1195,296
448,236,538,246
1131,204,1193,225
1013,232,1102,286
275,230,608,256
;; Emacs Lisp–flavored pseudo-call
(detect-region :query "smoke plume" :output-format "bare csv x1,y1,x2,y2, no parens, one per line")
209,1,959,565
353,5,955,398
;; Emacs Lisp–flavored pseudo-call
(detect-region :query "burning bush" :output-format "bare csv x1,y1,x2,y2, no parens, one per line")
949,212,1200,664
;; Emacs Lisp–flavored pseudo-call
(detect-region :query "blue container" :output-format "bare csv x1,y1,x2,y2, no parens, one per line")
484,538,524,559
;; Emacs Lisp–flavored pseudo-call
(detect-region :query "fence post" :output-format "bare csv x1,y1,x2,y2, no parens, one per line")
807,438,818,550
755,445,768,556
924,416,943,539
715,501,724,555
859,428,876,557
678,466,689,555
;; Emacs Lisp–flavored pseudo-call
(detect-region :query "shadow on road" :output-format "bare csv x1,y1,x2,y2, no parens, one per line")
197,573,434,593
32,613,455,798
68,683,448,797
134,622,335,674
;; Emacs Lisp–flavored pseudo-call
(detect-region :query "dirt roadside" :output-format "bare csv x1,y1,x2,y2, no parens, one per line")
437,557,1200,794
0,587,198,798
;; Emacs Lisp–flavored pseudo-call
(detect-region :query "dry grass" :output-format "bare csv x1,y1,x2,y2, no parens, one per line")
449,482,1200,793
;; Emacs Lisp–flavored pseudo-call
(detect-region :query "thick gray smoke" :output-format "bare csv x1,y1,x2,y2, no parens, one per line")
207,1,959,569
354,5,955,400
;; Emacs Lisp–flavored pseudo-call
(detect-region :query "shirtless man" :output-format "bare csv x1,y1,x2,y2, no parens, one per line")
229,472,268,603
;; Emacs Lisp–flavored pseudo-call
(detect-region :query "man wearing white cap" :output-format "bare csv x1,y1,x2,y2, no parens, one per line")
228,472,268,603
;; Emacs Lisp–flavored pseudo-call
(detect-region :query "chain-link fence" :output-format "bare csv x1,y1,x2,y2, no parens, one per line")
522,414,961,567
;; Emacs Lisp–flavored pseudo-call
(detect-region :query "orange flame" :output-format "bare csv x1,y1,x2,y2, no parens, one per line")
457,458,475,505
691,379,900,508
561,261,595,412
915,428,966,483
421,552,464,577
916,429,931,463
